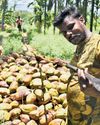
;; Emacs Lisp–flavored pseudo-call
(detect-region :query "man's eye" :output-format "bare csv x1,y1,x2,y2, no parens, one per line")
67,23,75,30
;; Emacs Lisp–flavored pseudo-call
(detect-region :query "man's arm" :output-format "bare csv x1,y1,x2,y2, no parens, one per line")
53,59,100,97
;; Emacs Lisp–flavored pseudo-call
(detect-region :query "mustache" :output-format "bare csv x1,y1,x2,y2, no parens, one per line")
72,34,81,37
69,34,81,41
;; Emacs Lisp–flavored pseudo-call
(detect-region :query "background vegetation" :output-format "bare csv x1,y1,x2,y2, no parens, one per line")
0,0,100,61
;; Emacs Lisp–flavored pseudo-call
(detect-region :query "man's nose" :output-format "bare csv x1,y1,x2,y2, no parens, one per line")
65,31,72,38
67,31,72,36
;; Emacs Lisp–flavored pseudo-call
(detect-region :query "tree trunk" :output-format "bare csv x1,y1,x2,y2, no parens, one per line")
65,0,68,7
53,0,57,34
47,0,53,11
90,0,94,31
76,0,80,8
58,0,60,12
83,0,88,24
94,0,99,30
1,0,7,31
58,0,64,12
44,0,47,34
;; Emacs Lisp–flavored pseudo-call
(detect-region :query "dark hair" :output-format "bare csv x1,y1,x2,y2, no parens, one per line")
53,6,81,27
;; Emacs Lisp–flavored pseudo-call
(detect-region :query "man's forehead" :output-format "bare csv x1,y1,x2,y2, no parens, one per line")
63,16,75,24
58,17,76,30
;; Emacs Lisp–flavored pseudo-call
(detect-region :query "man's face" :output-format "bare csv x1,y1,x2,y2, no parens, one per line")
58,16,86,45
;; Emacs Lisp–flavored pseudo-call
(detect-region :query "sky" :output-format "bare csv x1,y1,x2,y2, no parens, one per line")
8,0,33,12
7,0,100,15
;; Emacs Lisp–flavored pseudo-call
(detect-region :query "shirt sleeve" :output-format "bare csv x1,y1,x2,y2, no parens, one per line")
89,40,100,78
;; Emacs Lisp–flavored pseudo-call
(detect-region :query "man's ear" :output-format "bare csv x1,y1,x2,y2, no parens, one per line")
79,16,85,24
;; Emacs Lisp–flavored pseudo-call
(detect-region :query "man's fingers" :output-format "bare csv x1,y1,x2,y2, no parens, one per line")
78,69,86,79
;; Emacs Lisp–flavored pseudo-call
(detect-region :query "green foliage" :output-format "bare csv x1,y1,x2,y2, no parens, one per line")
34,4,43,33
2,30,23,55
27,27,35,42
5,10,16,25
9,29,22,38
3,37,23,55
30,27,75,60
43,11,53,29
28,0,54,33
34,4,43,21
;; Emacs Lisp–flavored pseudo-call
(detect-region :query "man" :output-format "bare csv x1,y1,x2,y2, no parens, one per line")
16,16,23,31
53,6,100,125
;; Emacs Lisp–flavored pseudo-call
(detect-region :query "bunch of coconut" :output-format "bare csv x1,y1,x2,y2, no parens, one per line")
0,45,71,125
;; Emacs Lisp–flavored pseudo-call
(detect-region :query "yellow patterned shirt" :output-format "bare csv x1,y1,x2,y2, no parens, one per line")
68,33,100,125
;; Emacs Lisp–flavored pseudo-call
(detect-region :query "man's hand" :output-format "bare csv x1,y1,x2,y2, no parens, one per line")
78,68,100,97
53,58,64,67
53,58,70,68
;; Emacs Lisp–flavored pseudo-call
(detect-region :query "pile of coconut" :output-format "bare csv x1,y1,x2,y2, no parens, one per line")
0,45,71,125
